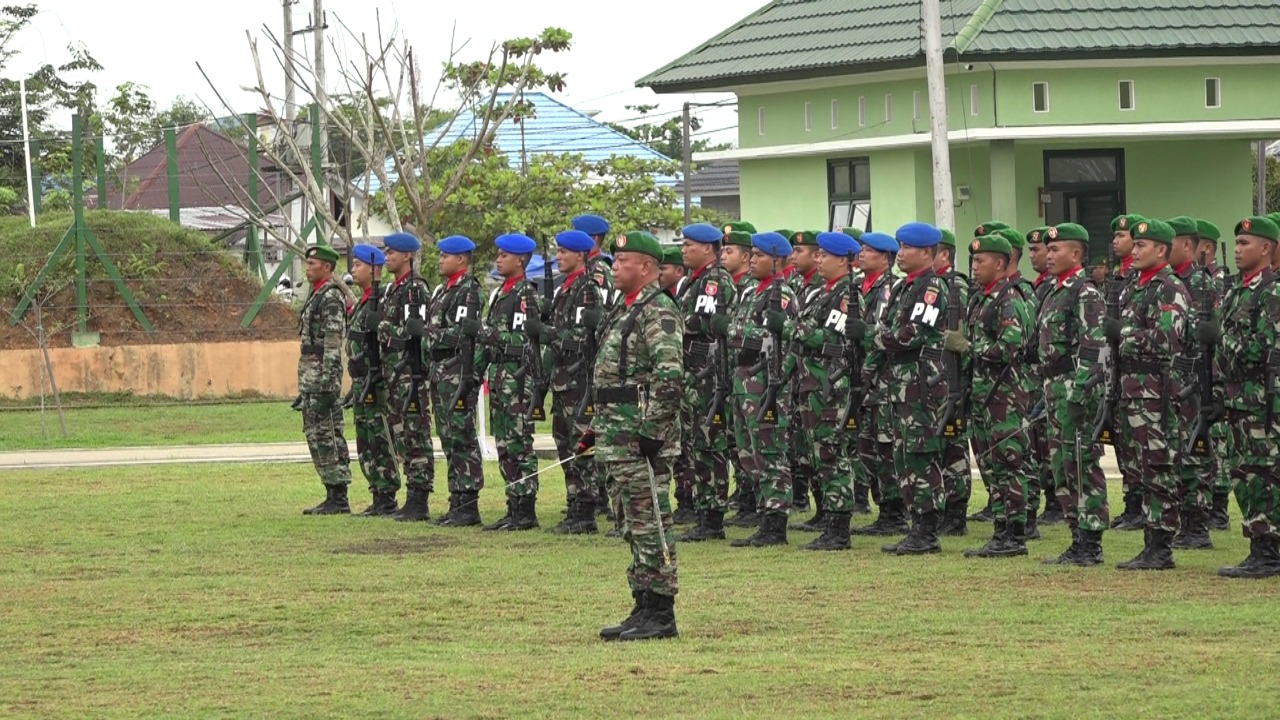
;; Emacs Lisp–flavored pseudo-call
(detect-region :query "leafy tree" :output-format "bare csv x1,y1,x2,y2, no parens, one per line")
150,96,212,145
606,104,733,160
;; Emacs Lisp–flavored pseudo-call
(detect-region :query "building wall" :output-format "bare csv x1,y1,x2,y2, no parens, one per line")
738,155,829,229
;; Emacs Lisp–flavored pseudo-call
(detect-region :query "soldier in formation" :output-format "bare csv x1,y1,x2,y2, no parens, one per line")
299,245,353,515
345,243,400,516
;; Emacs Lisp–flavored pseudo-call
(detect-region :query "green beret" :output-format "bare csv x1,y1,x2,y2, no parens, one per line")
725,230,754,249
1195,220,1221,243
790,230,817,247
968,234,1012,258
994,228,1026,251
1091,256,1109,266
1236,216,1280,242
1047,223,1089,247
1132,219,1175,245
974,221,1010,238
939,229,957,248
305,245,340,264
660,245,684,266
1025,226,1051,244
1166,215,1199,238
774,229,794,244
723,221,757,238
611,231,663,261
840,227,864,240
1110,214,1145,233
1268,212,1280,228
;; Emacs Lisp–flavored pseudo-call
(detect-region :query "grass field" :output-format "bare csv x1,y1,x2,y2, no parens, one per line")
1,460,1277,718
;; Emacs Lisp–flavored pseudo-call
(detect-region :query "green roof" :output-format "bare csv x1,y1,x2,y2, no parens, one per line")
637,0,1280,92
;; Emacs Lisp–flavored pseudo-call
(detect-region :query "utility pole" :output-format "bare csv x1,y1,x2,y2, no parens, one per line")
681,102,692,225
1257,140,1268,215
921,0,955,231
312,0,327,168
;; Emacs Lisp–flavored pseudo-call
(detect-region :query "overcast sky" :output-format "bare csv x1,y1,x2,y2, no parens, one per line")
14,0,762,146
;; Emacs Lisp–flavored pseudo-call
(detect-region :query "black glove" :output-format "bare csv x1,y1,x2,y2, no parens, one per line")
1195,320,1222,346
525,314,549,342
368,308,385,324
764,310,786,335
460,317,482,338
709,315,731,338
290,393,304,411
1202,396,1225,425
846,318,868,340
685,315,707,335
310,392,338,413
1102,317,1123,343
580,309,601,329
576,431,596,456
405,317,425,337
637,435,664,462
1067,401,1088,429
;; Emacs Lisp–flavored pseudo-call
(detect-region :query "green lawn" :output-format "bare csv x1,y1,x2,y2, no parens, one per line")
1,462,1276,719
0,398,554,450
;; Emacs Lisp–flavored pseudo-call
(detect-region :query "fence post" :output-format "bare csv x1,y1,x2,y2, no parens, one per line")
244,113,265,280
165,126,180,225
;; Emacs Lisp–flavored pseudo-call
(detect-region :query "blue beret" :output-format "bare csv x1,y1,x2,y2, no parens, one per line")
555,229,595,253
681,223,722,243
352,243,385,266
383,231,421,253
496,233,537,255
896,222,942,249
816,231,860,258
438,235,476,255
859,232,899,254
751,232,792,257
572,214,610,236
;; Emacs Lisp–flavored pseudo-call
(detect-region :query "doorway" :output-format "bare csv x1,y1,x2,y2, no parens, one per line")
1042,150,1125,262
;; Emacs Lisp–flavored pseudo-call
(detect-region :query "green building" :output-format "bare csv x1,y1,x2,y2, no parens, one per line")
638,0,1280,265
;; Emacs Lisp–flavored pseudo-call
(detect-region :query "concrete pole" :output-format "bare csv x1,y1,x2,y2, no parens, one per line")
682,102,692,225
921,0,955,231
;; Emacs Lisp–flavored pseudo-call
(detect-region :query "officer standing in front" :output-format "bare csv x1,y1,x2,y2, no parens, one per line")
299,245,353,515
346,243,401,516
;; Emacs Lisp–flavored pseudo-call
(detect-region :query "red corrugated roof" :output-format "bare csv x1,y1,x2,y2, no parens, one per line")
114,124,277,211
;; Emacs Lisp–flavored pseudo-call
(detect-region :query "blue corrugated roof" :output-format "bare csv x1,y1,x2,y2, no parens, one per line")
357,92,677,195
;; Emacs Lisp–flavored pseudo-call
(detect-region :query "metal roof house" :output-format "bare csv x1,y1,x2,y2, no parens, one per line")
675,159,742,219
638,0,1280,265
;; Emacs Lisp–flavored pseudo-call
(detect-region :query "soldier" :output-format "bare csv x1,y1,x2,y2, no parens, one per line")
656,242,694,524
786,230,823,515
1101,219,1191,570
378,232,435,521
1196,219,1234,531
836,227,874,516
572,214,619,515
717,231,799,547
946,234,1034,556
720,222,762,524
1025,226,1063,528
298,245,353,515
580,230,684,641
850,231,910,538
794,231,862,550
1109,213,1147,531
659,246,687,297
544,229,605,535
1196,220,1227,286
1039,223,1110,566
1167,217,1218,550
481,233,543,531
1213,216,1280,578
423,235,485,527
934,228,974,535
345,243,402,516
675,223,737,543
850,222,950,555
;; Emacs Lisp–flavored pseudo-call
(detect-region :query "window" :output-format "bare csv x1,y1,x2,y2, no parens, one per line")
757,106,766,135
1206,77,1221,108
804,101,812,131
1032,82,1049,113
970,84,979,116
858,96,866,126
913,90,921,121
885,93,893,123
827,158,872,232
1118,80,1134,111
830,99,839,129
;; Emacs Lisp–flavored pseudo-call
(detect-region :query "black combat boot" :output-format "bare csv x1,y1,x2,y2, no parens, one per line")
392,485,428,521
1070,529,1105,566
725,504,762,528
1118,528,1175,570
730,511,787,547
790,496,826,532
438,490,482,527
938,500,968,537
679,510,725,542
1172,508,1213,550
483,497,516,531
1001,520,1029,556
1217,537,1276,578
967,497,994,523
852,483,872,516
596,494,614,521
964,520,1008,558
673,488,698,526
792,471,811,513
1025,506,1042,540
501,495,539,531
320,484,351,515
1040,498,1066,525
550,496,576,532
302,484,336,515
1111,492,1143,531
1043,527,1082,565
893,511,942,555
618,591,678,641
556,497,598,535
358,489,398,517
854,499,910,536
1208,492,1231,531
800,511,852,551
600,590,648,641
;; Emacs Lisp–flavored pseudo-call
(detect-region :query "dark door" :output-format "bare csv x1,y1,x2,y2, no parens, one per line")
1043,150,1125,262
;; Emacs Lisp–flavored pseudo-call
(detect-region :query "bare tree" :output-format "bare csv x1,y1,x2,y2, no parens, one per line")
13,280,75,438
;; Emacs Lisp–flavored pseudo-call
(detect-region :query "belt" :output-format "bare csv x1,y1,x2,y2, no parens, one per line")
801,343,844,360
684,339,713,358
974,358,1009,370
886,349,921,365
737,350,762,367
1171,355,1196,374
1119,358,1167,375
1044,355,1076,379
300,343,323,357
594,385,644,405
384,337,407,351
431,348,456,361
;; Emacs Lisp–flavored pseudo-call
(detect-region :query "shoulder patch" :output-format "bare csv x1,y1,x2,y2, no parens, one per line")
923,288,939,305
661,317,678,333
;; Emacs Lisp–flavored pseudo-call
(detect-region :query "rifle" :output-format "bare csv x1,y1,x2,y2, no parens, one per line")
530,237,554,421
1091,246,1122,444
1183,279,1214,456
837,254,864,432
572,301,599,423
356,268,383,406
755,248,784,424
400,256,425,417
704,246,731,428
933,270,964,438
450,279,480,411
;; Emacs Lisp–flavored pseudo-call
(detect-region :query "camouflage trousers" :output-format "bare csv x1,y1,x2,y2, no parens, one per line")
606,456,678,596
1211,423,1232,496
1175,390,1213,513
798,385,854,513
972,406,1030,525
552,386,596,504
1113,404,1143,505
1120,397,1181,532
429,377,483,494
303,392,351,486
1044,381,1109,531
790,387,816,502
1026,415,1050,512
1225,410,1280,540
684,373,731,512
353,382,400,493
489,366,538,498
858,403,900,505
384,373,435,492
733,367,793,514
941,438,974,508
890,399,945,517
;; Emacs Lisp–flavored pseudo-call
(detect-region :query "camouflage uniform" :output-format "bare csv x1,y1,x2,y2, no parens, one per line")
586,252,618,510
784,265,820,512
299,279,352,491
1171,262,1221,547
1006,271,1043,527
425,270,485,523
345,282,400,502
726,271,760,520
378,271,436,517
936,265,974,535
853,269,909,536
1110,256,1145,529
1206,261,1234,529
1027,269,1059,527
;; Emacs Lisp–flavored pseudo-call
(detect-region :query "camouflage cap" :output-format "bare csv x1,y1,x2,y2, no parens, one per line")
1166,215,1199,238
1236,216,1280,242
611,231,663,261
1195,219,1221,243
974,221,1010,238
1132,219,1175,246
1025,226,1052,245
1111,214,1146,233
969,234,1012,258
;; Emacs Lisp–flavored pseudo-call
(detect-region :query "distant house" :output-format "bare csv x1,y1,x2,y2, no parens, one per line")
674,160,741,219
112,124,278,213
